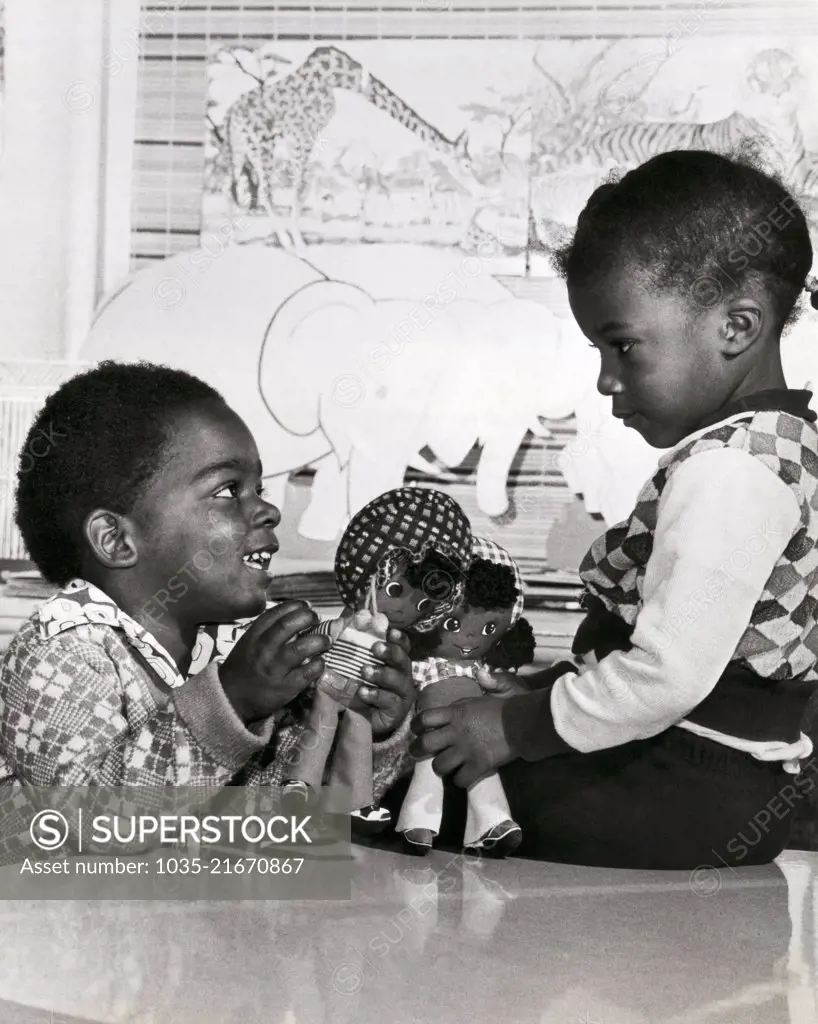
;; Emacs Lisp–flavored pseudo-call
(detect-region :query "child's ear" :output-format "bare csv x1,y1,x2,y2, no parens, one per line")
719,299,764,357
83,509,139,569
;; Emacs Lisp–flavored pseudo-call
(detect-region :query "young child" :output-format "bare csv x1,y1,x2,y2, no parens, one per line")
0,362,415,858
396,536,535,857
410,149,818,870
280,486,474,831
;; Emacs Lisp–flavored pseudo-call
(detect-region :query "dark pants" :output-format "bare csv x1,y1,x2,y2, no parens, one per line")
381,728,809,869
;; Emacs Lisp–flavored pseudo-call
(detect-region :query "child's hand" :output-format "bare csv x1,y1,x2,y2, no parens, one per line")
218,601,330,723
349,628,415,738
474,666,530,697
409,696,515,788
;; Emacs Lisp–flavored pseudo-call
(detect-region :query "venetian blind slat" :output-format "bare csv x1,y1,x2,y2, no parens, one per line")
137,6,818,40
146,0,818,12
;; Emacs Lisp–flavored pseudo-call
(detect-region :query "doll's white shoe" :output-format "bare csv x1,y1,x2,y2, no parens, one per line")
463,819,522,859
402,828,434,856
350,804,392,837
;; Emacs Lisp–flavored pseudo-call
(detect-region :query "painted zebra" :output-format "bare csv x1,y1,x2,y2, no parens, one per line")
555,107,812,197
760,108,811,190
557,111,760,171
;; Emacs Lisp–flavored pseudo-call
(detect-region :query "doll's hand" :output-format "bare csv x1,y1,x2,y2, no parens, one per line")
474,666,530,697
349,628,415,738
409,696,515,788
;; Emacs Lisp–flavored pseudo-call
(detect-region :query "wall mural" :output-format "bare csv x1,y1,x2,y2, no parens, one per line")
81,36,818,566
203,38,818,262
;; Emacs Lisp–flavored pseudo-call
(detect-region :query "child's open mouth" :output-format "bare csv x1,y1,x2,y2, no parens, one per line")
242,546,277,575
458,645,476,656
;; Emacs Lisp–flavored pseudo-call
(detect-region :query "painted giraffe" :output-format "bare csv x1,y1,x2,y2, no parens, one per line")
223,45,472,250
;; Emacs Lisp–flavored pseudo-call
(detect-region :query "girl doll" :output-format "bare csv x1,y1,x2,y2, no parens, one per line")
397,536,535,856
281,487,473,832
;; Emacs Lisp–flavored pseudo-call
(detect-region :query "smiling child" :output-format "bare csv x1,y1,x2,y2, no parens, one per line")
0,362,415,800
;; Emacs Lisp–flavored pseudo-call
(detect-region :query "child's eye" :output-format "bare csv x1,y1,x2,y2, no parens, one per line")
482,623,497,636
256,483,269,499
385,582,403,598
214,482,239,500
589,340,634,356
443,617,460,633
416,597,432,612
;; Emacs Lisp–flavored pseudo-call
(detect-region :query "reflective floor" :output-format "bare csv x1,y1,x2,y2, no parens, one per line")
0,847,816,1023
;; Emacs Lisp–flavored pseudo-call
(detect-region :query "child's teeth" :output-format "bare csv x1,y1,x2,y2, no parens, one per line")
243,551,273,572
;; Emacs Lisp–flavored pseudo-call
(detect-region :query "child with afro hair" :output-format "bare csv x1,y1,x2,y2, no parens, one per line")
0,361,417,861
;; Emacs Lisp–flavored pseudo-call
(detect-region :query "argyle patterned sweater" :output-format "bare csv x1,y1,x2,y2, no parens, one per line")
503,391,818,768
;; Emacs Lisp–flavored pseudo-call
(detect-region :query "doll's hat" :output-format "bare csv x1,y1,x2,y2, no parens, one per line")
335,487,473,622
471,536,525,625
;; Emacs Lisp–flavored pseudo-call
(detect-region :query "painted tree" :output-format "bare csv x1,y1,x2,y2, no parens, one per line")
460,87,532,165
214,45,292,87
204,98,239,202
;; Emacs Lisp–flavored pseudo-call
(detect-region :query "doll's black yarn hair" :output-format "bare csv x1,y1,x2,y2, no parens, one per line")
486,617,536,671
551,148,814,333
403,547,461,605
409,558,536,669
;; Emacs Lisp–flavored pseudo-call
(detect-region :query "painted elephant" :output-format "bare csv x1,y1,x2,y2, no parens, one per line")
80,239,647,541
257,277,596,538
559,385,665,527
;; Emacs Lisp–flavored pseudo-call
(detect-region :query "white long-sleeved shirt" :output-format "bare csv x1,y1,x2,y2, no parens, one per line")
503,409,816,770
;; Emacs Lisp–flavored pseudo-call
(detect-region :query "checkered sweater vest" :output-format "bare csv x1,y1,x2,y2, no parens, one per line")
575,409,818,745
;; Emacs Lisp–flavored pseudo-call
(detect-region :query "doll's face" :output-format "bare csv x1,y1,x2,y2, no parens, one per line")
375,572,439,629
434,605,513,662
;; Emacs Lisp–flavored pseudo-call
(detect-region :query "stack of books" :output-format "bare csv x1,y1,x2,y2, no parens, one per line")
0,569,59,600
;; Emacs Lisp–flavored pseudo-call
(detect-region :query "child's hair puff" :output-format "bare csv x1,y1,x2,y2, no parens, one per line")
552,148,814,332
15,360,223,585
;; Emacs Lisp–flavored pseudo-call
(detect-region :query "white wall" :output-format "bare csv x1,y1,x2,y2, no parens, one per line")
0,0,138,362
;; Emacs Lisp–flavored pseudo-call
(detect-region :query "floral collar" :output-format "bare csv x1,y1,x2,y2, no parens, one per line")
36,579,256,688
37,579,188,687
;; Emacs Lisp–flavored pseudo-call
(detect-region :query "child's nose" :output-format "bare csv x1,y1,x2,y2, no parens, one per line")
255,499,281,528
597,360,623,397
